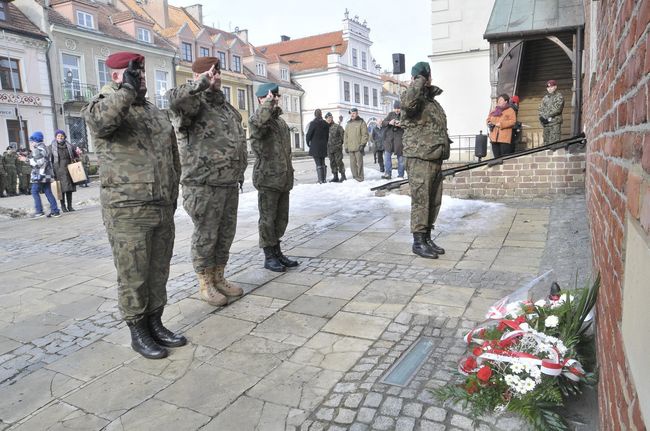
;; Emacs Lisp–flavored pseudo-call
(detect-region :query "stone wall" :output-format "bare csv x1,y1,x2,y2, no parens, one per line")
583,0,649,429
443,148,585,199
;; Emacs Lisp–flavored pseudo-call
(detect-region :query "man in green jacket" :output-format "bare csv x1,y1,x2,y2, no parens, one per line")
326,112,346,182
3,146,18,196
0,153,7,197
538,79,564,144
343,108,369,182
82,52,186,360
168,56,247,306
249,83,299,272
401,61,450,259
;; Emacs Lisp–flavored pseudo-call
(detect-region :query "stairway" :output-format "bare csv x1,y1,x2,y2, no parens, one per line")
513,35,574,149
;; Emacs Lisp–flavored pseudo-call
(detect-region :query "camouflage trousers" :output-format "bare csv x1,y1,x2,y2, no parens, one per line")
4,171,16,195
543,124,562,145
258,189,290,248
19,173,30,194
0,173,6,195
183,184,239,271
349,150,364,181
406,158,443,233
102,205,175,323
328,149,345,175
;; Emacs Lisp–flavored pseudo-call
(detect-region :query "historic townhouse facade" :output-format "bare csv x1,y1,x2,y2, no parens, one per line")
259,11,384,132
14,0,176,151
0,0,54,148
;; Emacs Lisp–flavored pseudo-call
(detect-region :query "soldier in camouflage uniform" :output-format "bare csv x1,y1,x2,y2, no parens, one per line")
168,57,247,307
538,79,564,144
3,146,18,196
249,83,299,272
0,153,7,197
82,52,186,360
401,62,450,259
325,112,346,182
17,149,32,195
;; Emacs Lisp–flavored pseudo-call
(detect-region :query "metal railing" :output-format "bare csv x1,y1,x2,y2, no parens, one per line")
447,134,480,163
62,83,97,104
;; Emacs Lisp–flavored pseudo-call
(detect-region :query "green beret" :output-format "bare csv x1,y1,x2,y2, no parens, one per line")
411,61,431,78
256,83,279,98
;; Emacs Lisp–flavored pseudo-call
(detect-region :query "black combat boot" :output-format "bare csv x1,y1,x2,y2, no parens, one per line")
412,233,438,259
274,243,299,267
322,166,328,183
60,200,68,212
340,172,347,182
329,173,339,182
425,229,445,255
148,309,187,348
316,166,323,183
66,192,75,212
127,318,168,359
263,246,286,272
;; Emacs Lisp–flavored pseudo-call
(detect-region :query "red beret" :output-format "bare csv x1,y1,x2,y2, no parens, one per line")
106,52,144,69
546,79,557,87
192,56,220,73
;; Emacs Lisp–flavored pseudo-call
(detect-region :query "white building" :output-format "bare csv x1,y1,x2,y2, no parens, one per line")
259,11,384,133
429,0,495,137
0,0,55,149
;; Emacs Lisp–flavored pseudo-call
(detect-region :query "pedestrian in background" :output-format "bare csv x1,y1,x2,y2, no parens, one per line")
80,148,91,187
306,109,330,184
539,79,564,144
370,122,385,174
325,112,346,182
50,130,79,212
17,148,32,195
0,151,7,197
83,51,185,360
509,95,522,149
26,132,60,219
401,61,450,259
249,83,300,272
382,101,405,179
3,145,18,196
343,108,369,182
168,56,247,306
486,94,517,158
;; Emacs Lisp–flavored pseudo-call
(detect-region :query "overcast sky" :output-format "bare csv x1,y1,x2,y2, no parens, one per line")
169,0,431,78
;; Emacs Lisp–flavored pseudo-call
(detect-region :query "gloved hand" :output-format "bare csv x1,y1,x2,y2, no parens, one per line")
122,60,142,91
539,115,548,125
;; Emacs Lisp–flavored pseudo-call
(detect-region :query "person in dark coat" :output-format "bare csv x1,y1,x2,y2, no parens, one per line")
306,109,330,183
381,101,405,179
50,129,79,212
370,123,385,173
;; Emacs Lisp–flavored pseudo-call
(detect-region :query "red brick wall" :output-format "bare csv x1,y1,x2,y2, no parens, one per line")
583,0,649,429
443,149,585,199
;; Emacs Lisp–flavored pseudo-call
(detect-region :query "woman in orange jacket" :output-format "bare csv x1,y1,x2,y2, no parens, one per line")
486,94,517,158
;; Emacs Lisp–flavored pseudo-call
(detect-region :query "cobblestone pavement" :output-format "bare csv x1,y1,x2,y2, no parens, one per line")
0,168,593,431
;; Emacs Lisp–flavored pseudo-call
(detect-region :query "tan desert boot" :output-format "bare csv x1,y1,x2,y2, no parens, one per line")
197,268,227,306
214,265,243,297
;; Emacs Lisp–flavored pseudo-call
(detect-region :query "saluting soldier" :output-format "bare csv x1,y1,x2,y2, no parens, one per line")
82,52,186,359
168,56,247,306
538,79,564,144
401,61,450,259
325,112,346,182
249,83,299,272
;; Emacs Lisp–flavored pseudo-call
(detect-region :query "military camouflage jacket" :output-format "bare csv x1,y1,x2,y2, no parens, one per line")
82,82,180,208
400,76,450,161
3,152,17,173
343,117,369,152
328,123,344,152
539,91,564,125
249,100,294,192
0,155,6,174
167,76,247,187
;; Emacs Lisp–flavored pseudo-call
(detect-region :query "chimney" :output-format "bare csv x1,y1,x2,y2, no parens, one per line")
185,4,203,25
141,0,169,28
234,28,248,43
281,35,290,42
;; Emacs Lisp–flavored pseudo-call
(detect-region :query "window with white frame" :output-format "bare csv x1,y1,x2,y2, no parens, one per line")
0,57,22,91
343,81,350,102
280,68,289,81
363,86,369,105
199,47,210,57
218,51,227,69
292,96,298,112
0,2,6,21
283,95,290,112
237,89,246,110
155,70,169,109
354,83,360,103
76,10,94,29
372,88,378,107
232,55,241,72
222,86,231,102
181,42,193,62
352,48,358,67
294,132,300,149
97,59,110,88
137,28,152,43
361,52,367,70
255,62,266,77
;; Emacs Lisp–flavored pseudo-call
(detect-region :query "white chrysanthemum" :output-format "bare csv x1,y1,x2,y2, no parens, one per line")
522,378,536,392
504,374,520,387
510,363,525,374
545,315,559,328
527,365,542,379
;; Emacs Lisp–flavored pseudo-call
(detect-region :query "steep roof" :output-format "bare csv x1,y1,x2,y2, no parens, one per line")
0,1,47,38
40,0,174,51
258,31,346,72
109,9,153,25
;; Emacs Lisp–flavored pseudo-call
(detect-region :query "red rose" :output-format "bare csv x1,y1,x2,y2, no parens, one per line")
461,356,477,373
477,366,493,382
473,347,483,356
